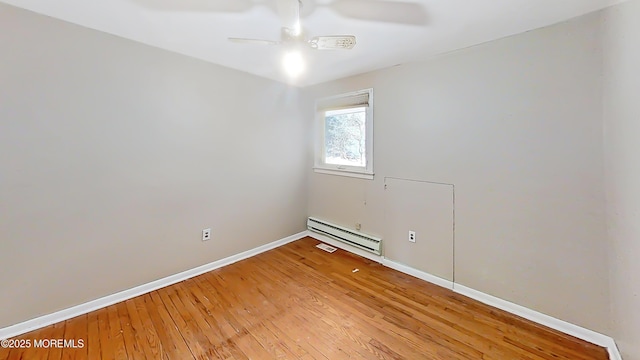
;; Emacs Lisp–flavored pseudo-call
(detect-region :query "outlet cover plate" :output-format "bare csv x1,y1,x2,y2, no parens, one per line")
202,228,211,241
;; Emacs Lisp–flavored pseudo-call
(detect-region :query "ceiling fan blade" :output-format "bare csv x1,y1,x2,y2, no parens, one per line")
277,0,301,35
228,38,280,46
309,36,356,50
329,0,427,26
133,0,253,12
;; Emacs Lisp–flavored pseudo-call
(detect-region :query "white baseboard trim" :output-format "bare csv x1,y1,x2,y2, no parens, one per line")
0,231,308,340
381,259,454,290
452,284,622,360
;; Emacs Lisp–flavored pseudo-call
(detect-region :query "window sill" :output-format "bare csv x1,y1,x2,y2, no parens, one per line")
313,167,374,180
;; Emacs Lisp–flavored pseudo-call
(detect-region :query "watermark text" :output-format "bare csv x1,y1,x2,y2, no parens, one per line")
1,338,85,349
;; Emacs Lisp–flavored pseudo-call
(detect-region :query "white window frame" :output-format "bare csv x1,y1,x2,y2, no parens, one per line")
314,88,374,180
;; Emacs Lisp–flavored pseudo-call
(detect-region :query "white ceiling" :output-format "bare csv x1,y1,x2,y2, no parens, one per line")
1,0,625,86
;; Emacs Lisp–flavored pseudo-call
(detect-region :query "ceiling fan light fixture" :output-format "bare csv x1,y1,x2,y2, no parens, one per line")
282,50,305,78
229,0,356,79
291,21,302,37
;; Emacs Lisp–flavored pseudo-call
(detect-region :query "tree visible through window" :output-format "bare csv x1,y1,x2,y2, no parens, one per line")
314,88,373,179
324,107,366,167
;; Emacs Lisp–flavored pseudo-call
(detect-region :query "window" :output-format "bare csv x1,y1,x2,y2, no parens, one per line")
314,88,374,179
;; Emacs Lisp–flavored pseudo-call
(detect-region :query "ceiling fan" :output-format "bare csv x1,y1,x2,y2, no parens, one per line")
228,0,357,50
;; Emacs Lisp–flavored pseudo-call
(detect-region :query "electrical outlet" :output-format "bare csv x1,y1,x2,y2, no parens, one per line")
408,230,416,243
202,228,211,241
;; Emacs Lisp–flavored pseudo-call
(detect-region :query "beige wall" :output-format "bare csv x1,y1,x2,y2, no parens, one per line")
305,12,610,333
383,178,454,280
0,4,308,328
602,1,640,359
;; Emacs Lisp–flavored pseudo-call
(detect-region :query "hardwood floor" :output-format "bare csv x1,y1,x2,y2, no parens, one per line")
1,237,608,359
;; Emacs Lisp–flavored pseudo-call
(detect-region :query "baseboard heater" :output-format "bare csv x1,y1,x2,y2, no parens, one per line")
307,217,382,255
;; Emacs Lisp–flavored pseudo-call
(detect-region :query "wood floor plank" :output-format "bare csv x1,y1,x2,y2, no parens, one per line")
124,298,159,359
145,291,192,359
87,310,101,359
156,287,210,359
256,247,480,359
106,305,128,359
172,281,236,359
202,268,303,359
2,237,610,360
254,252,416,357
61,315,88,360
116,301,145,360
334,272,536,359
131,295,165,359
45,321,66,360
187,278,250,359
202,273,280,359
96,308,113,360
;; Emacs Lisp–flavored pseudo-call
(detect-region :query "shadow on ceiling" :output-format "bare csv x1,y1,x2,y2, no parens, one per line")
130,0,429,26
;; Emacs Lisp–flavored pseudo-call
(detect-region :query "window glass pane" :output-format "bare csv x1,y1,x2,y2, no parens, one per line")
324,107,366,167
